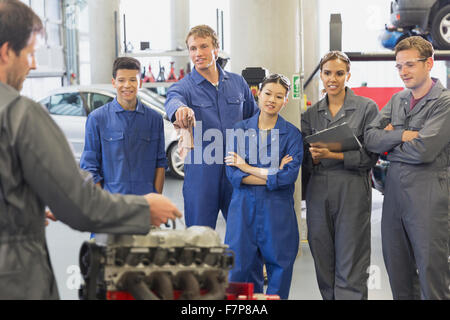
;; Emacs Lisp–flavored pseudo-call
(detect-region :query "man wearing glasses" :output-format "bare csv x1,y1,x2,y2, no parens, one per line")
365,36,450,299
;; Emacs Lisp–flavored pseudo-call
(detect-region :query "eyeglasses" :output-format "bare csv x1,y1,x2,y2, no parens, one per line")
321,51,351,64
395,57,428,71
262,73,291,91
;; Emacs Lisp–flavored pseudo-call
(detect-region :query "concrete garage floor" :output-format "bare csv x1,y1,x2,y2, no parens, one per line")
45,176,392,300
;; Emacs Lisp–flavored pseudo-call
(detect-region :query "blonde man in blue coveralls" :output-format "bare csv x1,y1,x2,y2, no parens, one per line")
165,25,258,228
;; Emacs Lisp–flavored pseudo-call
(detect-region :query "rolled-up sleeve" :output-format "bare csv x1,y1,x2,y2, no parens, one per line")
226,166,249,188
226,165,250,189
165,82,188,122
266,129,303,191
225,123,250,188
80,114,103,184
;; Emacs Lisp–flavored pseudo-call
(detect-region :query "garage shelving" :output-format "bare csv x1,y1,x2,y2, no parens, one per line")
120,50,190,89
121,49,189,58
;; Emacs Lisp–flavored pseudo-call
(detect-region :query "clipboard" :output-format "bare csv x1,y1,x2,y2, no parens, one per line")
304,122,362,152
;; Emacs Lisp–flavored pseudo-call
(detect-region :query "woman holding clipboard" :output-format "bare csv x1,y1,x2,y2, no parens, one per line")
301,51,379,300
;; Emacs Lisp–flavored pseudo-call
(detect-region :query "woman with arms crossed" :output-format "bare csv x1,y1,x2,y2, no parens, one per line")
225,74,303,299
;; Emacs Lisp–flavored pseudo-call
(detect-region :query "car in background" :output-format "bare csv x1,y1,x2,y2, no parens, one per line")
351,87,403,194
381,0,450,50
371,154,389,194
38,85,185,179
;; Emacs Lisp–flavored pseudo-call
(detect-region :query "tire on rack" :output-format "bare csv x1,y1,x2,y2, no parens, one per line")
167,142,185,180
431,4,450,50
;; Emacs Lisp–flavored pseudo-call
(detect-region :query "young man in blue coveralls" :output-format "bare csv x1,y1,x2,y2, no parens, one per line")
81,57,167,196
165,25,258,228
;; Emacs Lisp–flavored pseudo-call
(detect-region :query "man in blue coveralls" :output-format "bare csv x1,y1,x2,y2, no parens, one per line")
81,57,167,196
165,25,258,228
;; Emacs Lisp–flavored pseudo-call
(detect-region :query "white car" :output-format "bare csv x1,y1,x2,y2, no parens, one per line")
38,84,184,179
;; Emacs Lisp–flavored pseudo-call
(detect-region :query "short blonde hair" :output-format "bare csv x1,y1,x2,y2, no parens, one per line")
185,25,220,49
395,36,434,59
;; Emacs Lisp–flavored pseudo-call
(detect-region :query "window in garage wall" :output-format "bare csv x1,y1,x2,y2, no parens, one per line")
189,0,230,52
119,0,172,82
120,0,230,51
19,0,63,45
118,0,231,74
78,5,90,86
120,0,171,51
20,0,65,100
65,0,90,86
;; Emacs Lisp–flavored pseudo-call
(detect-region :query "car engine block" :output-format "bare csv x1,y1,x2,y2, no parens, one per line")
78,226,235,300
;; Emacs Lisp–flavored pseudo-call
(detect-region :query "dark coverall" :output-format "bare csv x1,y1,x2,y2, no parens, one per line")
225,112,303,299
365,79,450,300
0,82,150,299
301,88,379,299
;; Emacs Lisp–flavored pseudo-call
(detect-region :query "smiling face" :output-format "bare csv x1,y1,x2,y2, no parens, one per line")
395,48,432,93
258,81,288,116
187,35,219,72
320,58,350,98
112,69,142,105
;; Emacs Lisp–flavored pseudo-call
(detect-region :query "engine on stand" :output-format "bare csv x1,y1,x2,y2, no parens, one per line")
78,226,236,300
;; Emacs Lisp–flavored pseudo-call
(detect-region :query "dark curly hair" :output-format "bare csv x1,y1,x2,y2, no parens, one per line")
112,57,141,79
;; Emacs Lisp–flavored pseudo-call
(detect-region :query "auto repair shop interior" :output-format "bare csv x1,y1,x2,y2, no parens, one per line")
2,0,449,303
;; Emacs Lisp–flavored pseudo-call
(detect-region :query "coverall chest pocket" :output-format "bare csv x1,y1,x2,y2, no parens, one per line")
226,95,244,122
345,109,364,136
390,112,405,130
102,130,125,160
407,115,426,131
190,98,213,123
138,131,159,161
227,96,244,110
191,100,213,108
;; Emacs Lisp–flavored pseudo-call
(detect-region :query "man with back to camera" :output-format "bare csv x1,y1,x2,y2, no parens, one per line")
165,24,258,228
0,0,181,299
81,57,167,196
365,36,450,299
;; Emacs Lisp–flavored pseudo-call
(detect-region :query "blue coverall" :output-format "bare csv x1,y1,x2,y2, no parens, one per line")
80,98,167,195
165,64,258,228
225,112,303,299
